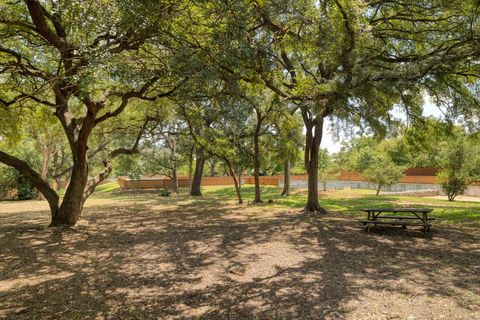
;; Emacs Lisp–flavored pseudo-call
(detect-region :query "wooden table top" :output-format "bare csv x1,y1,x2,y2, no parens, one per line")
362,208,433,213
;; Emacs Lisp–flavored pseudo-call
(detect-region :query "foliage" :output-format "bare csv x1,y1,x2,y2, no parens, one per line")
437,135,480,201
345,138,405,195
160,188,171,197
400,118,457,168
15,172,37,200
362,160,405,196
272,111,304,174
113,155,144,180
0,164,17,193
0,141,41,200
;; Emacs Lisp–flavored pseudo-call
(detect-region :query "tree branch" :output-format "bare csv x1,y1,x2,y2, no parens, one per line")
0,150,59,215
25,0,66,50
82,119,149,199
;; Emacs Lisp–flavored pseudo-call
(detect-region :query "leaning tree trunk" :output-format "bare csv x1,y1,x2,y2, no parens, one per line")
0,150,59,218
253,120,262,203
281,158,290,197
191,147,205,196
50,142,89,226
226,159,243,204
304,119,328,214
375,184,382,196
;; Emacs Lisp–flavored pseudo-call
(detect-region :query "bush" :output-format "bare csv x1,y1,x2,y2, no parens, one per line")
160,188,171,197
437,137,480,201
0,164,37,200
363,160,405,196
0,165,16,191
15,172,37,200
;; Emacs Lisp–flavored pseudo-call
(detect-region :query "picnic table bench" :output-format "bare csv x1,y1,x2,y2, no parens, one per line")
360,208,434,237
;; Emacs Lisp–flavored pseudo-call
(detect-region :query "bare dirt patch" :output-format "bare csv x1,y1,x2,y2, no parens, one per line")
428,195,480,203
0,193,479,319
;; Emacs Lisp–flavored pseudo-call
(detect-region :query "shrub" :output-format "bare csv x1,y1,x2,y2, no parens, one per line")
160,188,171,197
437,137,480,201
15,172,37,200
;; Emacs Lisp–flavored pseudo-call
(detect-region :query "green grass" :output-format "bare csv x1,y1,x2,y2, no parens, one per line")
94,181,122,193
203,185,480,227
91,182,480,228
57,181,121,197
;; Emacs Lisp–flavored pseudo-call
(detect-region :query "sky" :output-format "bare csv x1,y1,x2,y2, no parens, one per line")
320,98,444,153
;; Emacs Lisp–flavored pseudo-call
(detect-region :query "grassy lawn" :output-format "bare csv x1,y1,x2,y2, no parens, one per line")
95,182,480,228
1,183,479,319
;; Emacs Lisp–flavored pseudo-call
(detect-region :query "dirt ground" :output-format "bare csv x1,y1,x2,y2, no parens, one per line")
428,195,480,202
0,193,479,319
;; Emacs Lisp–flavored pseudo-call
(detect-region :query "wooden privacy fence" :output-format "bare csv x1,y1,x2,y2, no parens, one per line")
116,169,440,190
243,176,281,186
338,170,438,184
117,176,245,190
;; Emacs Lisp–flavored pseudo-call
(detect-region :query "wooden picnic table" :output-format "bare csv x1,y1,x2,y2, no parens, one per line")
360,207,434,237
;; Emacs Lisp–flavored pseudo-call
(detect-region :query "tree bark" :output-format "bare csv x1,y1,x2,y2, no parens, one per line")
188,145,194,187
171,133,179,194
191,146,205,196
304,118,328,214
281,158,290,196
375,184,382,196
37,144,52,200
447,192,456,201
253,118,263,203
209,159,215,177
50,142,89,226
172,168,179,193
226,159,243,204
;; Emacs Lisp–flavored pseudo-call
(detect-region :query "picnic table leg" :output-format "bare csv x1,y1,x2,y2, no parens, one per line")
423,212,433,239
365,210,371,232
396,212,407,229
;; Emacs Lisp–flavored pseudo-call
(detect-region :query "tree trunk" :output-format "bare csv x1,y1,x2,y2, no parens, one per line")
188,145,194,188
209,160,215,177
172,169,179,193
226,159,243,204
191,146,205,196
281,158,290,197
253,119,262,203
304,119,328,214
50,143,88,226
37,144,51,200
171,133,179,194
447,192,455,201
376,184,382,196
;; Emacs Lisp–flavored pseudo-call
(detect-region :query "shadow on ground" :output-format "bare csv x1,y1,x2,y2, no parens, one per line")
0,194,479,319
